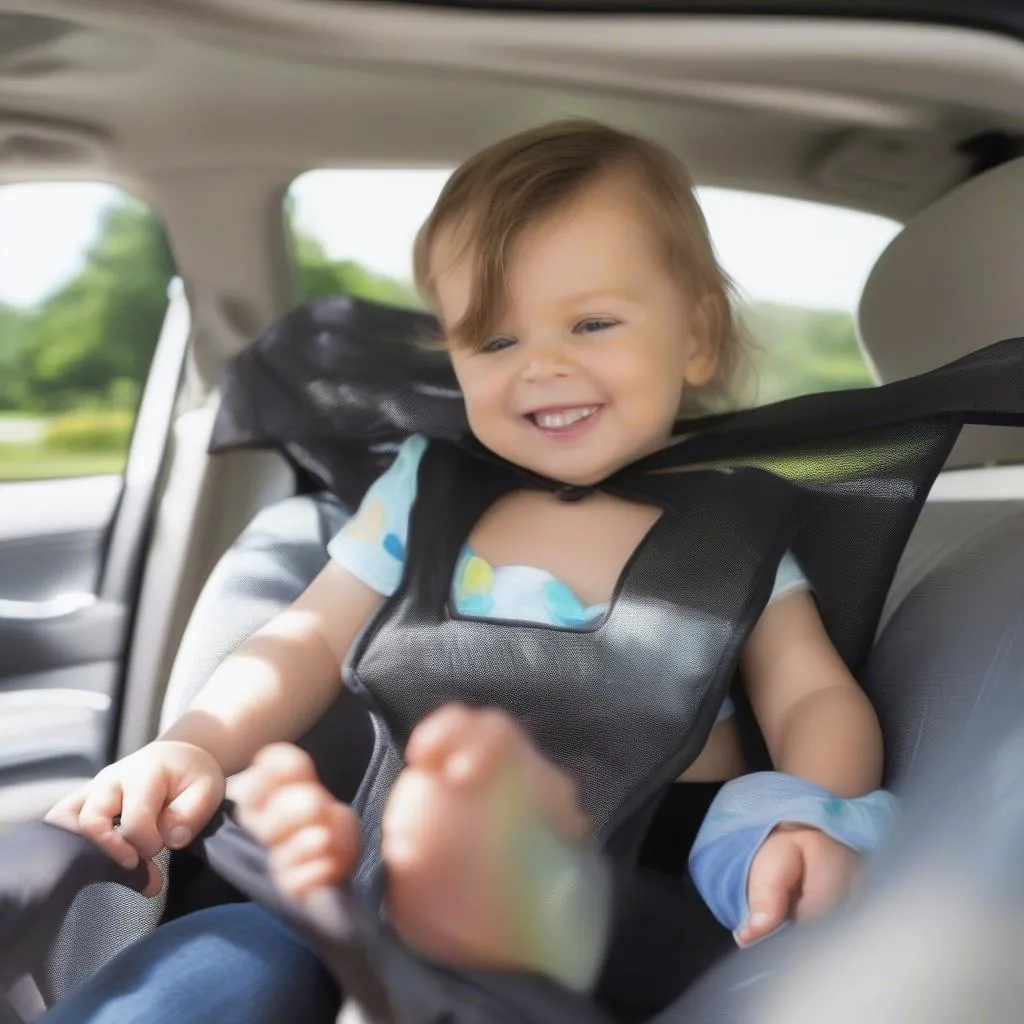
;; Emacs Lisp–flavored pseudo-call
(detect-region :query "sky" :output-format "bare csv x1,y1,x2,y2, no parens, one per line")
0,171,901,312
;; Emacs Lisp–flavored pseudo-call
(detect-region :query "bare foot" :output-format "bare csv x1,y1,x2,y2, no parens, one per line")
234,743,362,900
382,704,611,991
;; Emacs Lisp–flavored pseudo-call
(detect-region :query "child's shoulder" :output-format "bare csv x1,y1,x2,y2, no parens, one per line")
350,435,431,522
376,433,430,487
327,434,431,595
394,431,431,463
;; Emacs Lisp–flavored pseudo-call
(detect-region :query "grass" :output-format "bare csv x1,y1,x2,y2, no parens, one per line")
0,443,125,481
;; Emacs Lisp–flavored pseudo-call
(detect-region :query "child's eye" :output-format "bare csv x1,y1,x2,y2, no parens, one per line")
574,318,617,335
479,335,516,354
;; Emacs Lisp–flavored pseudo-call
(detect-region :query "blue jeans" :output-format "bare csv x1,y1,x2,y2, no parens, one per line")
40,902,341,1024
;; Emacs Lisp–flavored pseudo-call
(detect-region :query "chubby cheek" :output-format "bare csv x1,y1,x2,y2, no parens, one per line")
599,348,683,429
464,397,512,444
454,365,518,443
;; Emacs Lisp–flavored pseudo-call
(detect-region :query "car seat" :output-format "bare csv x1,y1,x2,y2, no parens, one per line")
6,153,1024,1022
18,490,375,1016
665,517,1024,1020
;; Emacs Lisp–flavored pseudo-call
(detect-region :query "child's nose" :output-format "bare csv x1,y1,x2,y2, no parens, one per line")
519,343,573,382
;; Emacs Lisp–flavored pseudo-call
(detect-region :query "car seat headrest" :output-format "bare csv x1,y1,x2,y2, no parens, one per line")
859,156,1024,468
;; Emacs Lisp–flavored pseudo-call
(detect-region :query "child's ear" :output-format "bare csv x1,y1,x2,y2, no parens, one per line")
682,293,720,387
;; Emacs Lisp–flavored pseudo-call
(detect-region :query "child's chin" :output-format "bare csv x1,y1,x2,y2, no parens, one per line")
530,454,615,488
480,431,616,486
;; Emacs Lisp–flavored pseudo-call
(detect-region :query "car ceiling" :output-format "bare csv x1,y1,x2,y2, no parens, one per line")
378,0,1024,40
1,2,1024,222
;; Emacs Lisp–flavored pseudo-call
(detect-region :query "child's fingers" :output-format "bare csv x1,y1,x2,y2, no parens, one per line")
44,787,89,832
47,781,151,873
157,771,225,850
118,770,172,859
240,781,335,847
405,703,473,769
251,743,319,782
737,836,803,947
253,743,319,791
443,709,520,786
273,856,351,902
268,803,361,878
792,835,860,923
77,779,140,870
233,744,317,816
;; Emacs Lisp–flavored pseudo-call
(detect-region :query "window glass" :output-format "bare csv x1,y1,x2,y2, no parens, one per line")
0,183,175,481
286,169,901,405
285,171,445,310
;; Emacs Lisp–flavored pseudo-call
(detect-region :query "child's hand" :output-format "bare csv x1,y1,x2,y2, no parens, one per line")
735,824,860,947
45,739,226,898
233,743,362,901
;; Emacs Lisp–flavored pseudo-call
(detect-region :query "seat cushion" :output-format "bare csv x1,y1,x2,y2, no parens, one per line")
881,499,1024,633
868,500,1024,788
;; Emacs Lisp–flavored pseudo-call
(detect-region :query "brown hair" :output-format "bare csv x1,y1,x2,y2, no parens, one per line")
413,119,751,413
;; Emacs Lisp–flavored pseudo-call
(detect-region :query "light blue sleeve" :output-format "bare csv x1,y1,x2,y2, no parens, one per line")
768,551,809,604
689,772,899,936
326,434,428,597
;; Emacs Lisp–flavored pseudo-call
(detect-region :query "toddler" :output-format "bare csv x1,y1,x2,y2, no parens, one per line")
43,120,893,1024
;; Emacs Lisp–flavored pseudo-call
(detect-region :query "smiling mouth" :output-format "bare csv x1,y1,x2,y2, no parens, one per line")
526,404,603,434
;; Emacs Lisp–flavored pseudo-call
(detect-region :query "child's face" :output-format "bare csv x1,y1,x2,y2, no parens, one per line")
431,177,717,486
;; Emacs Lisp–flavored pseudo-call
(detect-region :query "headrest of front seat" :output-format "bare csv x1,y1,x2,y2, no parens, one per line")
859,155,1024,469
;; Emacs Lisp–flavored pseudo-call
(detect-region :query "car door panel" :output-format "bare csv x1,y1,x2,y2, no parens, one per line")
0,691,107,781
0,477,129,798
0,535,104,604
0,476,121,601
0,262,189,829
0,598,127,681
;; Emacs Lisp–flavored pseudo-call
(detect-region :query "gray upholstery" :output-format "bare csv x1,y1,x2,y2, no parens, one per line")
161,490,373,807
161,492,350,730
40,491,374,1007
880,500,1024,633
868,504,1024,789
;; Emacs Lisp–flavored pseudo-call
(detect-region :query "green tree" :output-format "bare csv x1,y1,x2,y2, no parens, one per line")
4,197,428,415
745,301,874,405
0,302,29,410
287,215,422,310
5,197,425,414
21,200,175,411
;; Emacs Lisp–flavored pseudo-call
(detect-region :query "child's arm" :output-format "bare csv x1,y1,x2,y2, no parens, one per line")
165,434,430,777
49,433,424,883
161,561,384,777
46,561,383,888
729,591,887,944
688,589,896,945
740,589,883,797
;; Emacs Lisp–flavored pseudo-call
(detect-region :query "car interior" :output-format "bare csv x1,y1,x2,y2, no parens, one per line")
2,0,1024,1020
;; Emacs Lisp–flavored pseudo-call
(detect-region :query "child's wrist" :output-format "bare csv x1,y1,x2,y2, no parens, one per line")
687,771,898,932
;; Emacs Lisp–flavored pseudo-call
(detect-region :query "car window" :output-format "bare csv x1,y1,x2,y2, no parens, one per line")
0,182,175,482
285,169,901,406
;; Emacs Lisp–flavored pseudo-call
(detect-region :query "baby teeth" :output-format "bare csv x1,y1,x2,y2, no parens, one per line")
535,406,598,429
